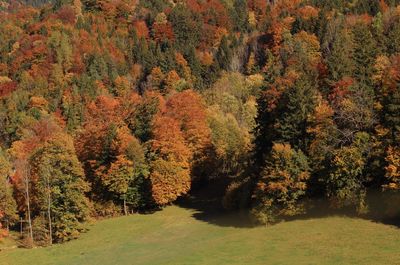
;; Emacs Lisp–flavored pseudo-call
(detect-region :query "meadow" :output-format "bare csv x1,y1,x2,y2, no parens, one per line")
1,197,400,265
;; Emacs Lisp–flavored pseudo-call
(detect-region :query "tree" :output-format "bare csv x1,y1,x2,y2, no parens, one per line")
102,155,134,215
7,117,89,244
386,16,400,55
132,20,149,39
168,4,202,50
383,83,400,145
30,133,90,243
47,31,73,74
275,76,318,151
215,35,233,71
307,98,337,175
207,106,251,177
383,146,400,190
127,93,160,143
0,148,17,231
331,82,376,146
325,26,354,84
76,94,151,214
231,0,249,32
166,90,211,157
152,22,175,43
149,158,190,205
149,115,191,205
326,133,370,213
352,22,377,87
9,144,36,246
252,143,310,224
75,95,123,193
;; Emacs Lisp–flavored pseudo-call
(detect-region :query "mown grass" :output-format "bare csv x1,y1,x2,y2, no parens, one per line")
1,203,400,265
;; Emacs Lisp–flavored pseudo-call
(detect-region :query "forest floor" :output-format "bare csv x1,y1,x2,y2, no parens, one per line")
1,191,400,265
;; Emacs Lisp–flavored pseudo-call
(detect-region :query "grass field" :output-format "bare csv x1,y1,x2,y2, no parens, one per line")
1,197,400,265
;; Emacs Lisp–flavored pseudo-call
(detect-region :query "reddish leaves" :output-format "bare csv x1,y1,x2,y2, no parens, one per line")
132,20,149,39
0,81,17,98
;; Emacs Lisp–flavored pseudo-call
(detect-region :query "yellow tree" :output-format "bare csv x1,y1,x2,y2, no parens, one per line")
383,146,400,190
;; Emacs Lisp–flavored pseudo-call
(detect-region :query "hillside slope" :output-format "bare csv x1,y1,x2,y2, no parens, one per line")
1,205,400,265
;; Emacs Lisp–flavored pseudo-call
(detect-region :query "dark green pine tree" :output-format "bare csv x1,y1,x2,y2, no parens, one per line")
383,84,400,145
168,4,202,51
276,76,318,151
184,46,204,89
352,0,380,15
254,88,278,165
352,22,377,88
325,27,354,83
254,75,317,166
127,98,159,143
156,44,176,73
216,36,233,71
87,54,108,81
232,0,249,32
372,12,387,55
386,17,400,55
133,37,154,75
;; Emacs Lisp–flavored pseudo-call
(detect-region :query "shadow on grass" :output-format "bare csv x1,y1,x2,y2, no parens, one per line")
284,192,400,229
176,194,254,228
175,178,255,228
175,182,400,229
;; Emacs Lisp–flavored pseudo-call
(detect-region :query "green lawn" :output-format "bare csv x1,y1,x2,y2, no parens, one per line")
1,204,400,265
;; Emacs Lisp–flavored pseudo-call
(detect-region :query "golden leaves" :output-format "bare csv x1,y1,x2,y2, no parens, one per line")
384,146,400,190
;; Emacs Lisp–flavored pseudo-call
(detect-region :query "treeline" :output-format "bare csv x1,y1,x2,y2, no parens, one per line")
0,0,399,247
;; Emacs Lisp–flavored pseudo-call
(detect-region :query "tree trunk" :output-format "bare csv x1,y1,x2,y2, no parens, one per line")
24,161,33,243
123,198,127,216
46,176,52,245
20,217,23,237
4,177,9,231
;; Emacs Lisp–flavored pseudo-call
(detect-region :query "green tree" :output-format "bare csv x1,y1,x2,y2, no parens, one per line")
102,155,134,215
232,0,249,32
48,31,73,74
216,36,233,71
276,77,318,150
31,134,91,243
207,106,251,177
325,27,354,83
383,83,400,145
0,148,18,230
352,22,377,87
386,17,400,55
252,143,310,224
168,4,202,51
326,133,370,213
127,96,159,143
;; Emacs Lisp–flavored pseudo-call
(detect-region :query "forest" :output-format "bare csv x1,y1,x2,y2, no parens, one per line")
0,0,400,248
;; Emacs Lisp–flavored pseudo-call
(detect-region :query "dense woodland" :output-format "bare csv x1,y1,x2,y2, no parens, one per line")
0,0,400,247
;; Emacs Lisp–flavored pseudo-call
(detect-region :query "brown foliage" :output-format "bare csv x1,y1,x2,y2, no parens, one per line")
152,22,175,42
0,81,17,98
165,90,211,155
132,20,149,39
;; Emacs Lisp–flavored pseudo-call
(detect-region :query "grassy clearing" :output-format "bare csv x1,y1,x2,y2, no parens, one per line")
1,203,400,265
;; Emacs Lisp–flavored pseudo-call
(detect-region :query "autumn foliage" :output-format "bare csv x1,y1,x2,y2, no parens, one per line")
1,0,400,244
